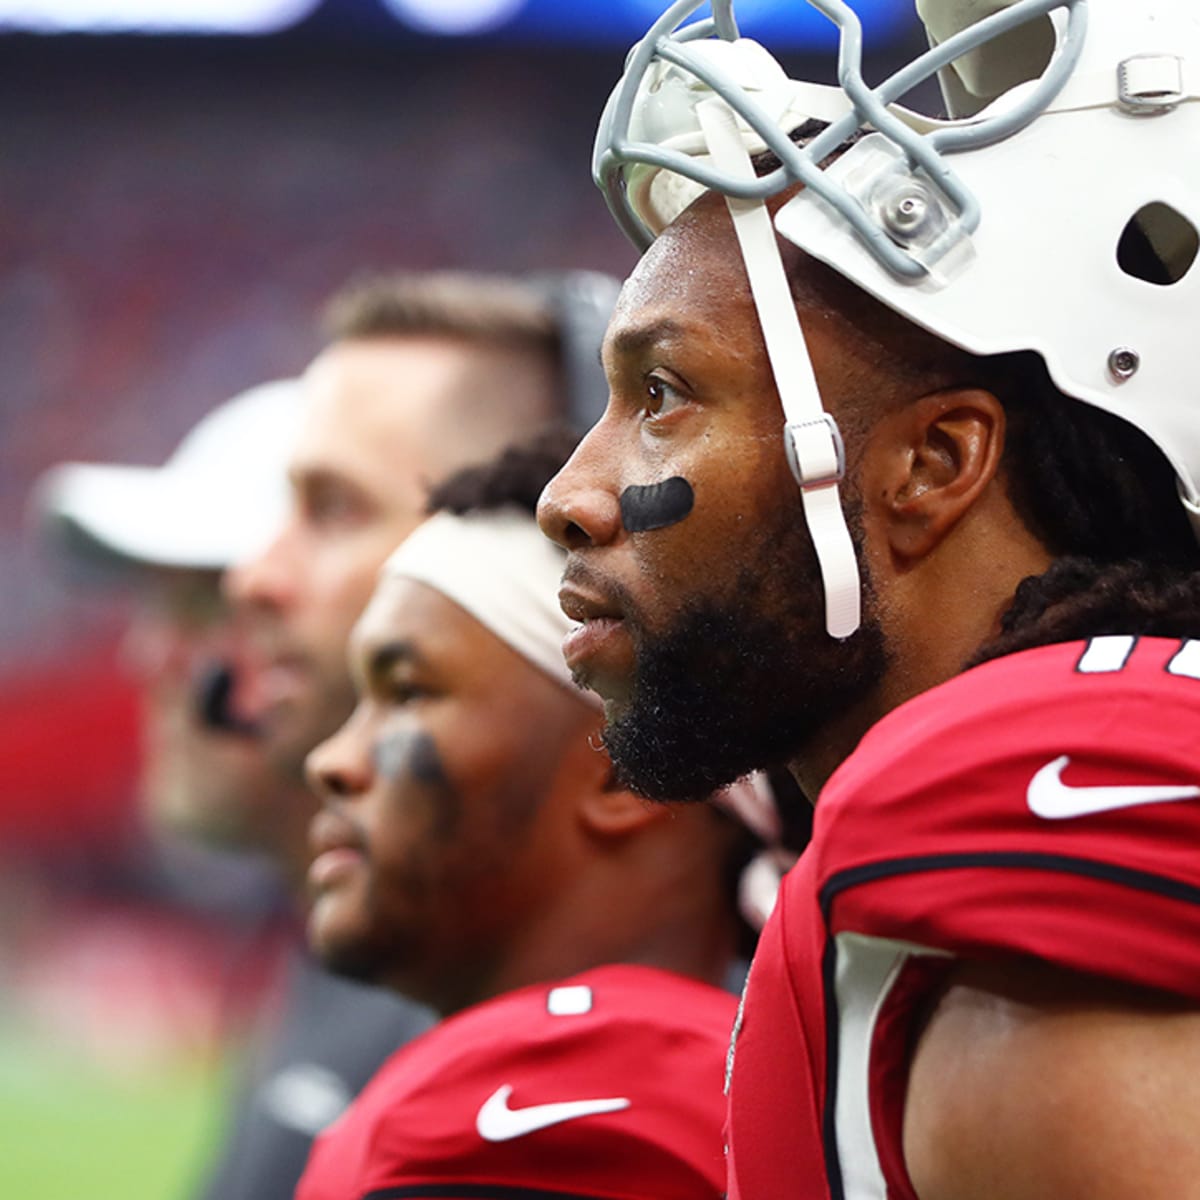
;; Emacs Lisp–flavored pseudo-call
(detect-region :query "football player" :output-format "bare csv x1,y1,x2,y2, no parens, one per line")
538,2,1200,1197
193,271,617,1200
296,432,774,1200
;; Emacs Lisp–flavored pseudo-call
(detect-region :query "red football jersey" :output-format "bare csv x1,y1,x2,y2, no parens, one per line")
296,963,737,1200
726,636,1200,1200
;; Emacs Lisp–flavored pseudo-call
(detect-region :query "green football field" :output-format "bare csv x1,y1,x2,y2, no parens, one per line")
0,1020,227,1200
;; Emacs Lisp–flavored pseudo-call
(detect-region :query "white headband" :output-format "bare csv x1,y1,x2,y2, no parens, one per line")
382,507,589,700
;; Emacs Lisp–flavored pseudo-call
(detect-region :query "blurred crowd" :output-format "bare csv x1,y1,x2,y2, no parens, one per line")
2,40,632,664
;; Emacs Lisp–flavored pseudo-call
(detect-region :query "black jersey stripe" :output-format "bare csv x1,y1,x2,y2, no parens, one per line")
817,850,1200,1199
364,1186,618,1200
819,849,1200,915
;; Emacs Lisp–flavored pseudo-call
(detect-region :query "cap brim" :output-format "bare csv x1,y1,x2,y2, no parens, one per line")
36,461,282,571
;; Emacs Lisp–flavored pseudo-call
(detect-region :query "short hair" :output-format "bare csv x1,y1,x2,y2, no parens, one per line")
321,271,560,364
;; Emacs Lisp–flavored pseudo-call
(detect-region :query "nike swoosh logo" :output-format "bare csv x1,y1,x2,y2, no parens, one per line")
1027,755,1200,820
475,1084,630,1142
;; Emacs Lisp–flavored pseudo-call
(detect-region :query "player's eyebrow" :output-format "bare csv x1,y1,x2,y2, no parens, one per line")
608,317,689,358
369,640,421,675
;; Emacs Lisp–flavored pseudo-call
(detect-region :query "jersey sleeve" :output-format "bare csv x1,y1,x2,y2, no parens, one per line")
299,966,736,1200
818,637,1200,1002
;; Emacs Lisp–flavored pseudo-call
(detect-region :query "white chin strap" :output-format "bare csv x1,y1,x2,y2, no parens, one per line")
696,98,862,640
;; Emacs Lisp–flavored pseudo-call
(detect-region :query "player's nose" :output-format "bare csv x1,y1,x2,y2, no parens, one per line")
224,519,300,614
306,709,373,802
538,427,623,551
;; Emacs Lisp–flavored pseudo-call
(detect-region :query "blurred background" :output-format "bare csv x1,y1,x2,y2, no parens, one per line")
0,2,924,1196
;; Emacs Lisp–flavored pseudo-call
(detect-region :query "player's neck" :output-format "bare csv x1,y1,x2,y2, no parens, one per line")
787,691,890,802
455,866,737,1012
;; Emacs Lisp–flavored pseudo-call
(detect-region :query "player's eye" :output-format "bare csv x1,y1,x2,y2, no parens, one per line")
644,373,688,418
383,678,425,706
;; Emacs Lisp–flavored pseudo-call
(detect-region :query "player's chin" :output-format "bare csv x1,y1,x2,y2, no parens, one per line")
307,903,387,985
566,660,635,720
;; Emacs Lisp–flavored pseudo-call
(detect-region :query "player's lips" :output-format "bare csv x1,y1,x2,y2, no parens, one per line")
558,582,633,691
308,809,367,893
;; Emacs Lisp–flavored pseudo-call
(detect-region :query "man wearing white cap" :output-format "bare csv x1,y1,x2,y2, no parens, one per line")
36,378,305,854
297,431,777,1200
33,378,434,1200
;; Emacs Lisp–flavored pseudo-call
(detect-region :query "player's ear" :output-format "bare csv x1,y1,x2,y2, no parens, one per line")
569,719,661,838
579,779,661,838
861,388,1007,562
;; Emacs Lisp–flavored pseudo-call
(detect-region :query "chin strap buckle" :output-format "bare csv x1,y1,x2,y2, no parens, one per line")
785,414,845,491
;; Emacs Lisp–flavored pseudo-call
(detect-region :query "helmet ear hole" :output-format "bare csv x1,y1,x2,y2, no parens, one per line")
1117,202,1199,286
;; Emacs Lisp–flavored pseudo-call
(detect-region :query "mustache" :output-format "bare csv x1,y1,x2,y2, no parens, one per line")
560,557,642,625
309,803,368,858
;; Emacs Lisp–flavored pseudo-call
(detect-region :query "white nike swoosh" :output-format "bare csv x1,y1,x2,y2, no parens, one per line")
475,1084,630,1142
1027,755,1200,820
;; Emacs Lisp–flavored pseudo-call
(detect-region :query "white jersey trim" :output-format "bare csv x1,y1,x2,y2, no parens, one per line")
831,932,950,1200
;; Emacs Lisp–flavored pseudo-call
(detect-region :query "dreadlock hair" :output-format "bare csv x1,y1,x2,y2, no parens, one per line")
965,351,1200,664
958,131,1200,662
811,278,1200,663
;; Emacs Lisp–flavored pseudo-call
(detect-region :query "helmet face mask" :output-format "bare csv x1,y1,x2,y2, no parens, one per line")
594,0,1200,636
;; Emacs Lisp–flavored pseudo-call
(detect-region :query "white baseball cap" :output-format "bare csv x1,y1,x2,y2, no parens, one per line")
35,378,303,572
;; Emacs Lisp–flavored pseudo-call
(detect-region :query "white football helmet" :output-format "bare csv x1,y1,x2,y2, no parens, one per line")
594,0,1200,639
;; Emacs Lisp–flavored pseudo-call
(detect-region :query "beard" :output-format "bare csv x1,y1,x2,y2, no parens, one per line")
601,501,887,804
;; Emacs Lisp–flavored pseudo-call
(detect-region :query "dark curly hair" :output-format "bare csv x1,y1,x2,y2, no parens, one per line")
966,351,1200,664
425,423,581,518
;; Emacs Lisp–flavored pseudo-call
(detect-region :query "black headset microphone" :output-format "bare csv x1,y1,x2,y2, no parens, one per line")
194,659,263,738
533,269,623,433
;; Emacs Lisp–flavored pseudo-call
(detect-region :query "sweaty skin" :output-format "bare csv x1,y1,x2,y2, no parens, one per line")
619,477,695,532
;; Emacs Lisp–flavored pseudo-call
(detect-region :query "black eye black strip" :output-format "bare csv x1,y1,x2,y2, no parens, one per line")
619,477,694,532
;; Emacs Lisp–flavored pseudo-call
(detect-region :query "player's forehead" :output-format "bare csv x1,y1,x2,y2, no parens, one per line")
286,386,430,510
353,578,449,664
604,200,754,366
